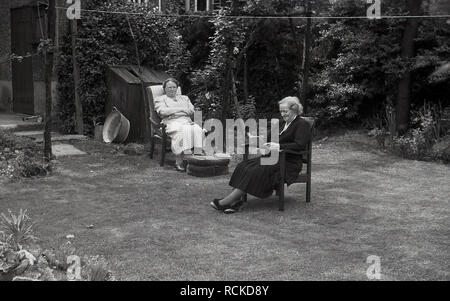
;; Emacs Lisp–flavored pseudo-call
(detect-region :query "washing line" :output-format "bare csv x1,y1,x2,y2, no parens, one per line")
55,6,450,20
0,53,41,65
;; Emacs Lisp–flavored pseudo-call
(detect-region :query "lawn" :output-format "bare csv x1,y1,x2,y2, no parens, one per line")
0,131,449,280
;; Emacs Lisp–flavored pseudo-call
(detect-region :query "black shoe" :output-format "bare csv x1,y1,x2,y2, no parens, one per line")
210,199,232,211
224,200,245,214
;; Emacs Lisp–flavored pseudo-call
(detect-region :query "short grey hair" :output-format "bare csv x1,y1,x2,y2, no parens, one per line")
278,96,303,116
163,78,180,90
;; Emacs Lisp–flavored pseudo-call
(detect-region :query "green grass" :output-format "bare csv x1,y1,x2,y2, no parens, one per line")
0,132,449,280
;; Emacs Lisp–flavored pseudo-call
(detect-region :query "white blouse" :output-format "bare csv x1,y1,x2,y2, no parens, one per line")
154,95,195,123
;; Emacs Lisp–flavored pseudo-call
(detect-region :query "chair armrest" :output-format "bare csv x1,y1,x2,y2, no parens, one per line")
279,149,308,156
279,150,286,181
149,117,166,128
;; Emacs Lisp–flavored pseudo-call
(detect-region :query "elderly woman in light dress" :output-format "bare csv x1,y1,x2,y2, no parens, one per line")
154,78,206,171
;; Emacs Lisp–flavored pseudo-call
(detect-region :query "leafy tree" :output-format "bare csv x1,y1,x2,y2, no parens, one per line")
308,0,449,129
396,0,423,135
189,0,311,120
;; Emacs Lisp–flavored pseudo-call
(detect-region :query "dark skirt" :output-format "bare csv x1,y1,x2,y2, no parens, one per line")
229,156,304,199
229,157,281,199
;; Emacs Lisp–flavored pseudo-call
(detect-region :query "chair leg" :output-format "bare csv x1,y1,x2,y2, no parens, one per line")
306,180,311,203
160,139,166,167
149,137,155,159
278,184,284,211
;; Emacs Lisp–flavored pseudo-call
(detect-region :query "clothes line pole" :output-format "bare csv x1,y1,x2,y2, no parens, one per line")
71,19,84,134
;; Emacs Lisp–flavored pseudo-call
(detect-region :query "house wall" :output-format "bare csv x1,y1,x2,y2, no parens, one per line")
0,0,68,114
0,0,12,111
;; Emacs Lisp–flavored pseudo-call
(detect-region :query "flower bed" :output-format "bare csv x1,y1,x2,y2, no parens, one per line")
0,209,115,281
0,130,51,180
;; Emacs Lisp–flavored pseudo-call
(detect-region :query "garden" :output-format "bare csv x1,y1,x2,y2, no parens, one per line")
1,0,449,281
54,0,450,162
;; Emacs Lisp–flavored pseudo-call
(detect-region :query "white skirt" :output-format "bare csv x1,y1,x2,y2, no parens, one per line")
164,117,204,155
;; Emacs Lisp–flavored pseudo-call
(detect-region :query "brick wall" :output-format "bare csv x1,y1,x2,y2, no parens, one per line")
0,0,69,112
1,0,41,79
0,0,11,81
0,0,11,111
10,0,36,9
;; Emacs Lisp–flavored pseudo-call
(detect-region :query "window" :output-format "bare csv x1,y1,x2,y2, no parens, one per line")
185,0,234,12
212,0,231,11
193,0,208,12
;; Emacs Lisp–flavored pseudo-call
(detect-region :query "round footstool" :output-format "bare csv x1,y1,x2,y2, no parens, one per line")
185,154,231,177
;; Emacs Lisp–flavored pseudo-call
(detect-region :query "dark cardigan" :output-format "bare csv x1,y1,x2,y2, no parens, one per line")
229,115,312,198
278,115,312,184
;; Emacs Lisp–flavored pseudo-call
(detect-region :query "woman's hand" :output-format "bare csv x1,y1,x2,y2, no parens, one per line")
172,108,189,116
182,108,193,115
257,148,270,156
262,142,280,151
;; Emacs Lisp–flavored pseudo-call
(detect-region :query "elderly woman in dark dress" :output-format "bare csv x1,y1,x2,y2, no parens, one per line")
210,96,312,213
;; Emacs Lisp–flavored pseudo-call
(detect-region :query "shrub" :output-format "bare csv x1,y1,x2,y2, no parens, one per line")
230,95,257,120
369,102,450,162
82,255,115,281
0,130,41,154
3,153,51,179
392,126,435,160
0,130,51,180
431,135,450,163
392,133,424,160
0,232,18,277
0,209,37,251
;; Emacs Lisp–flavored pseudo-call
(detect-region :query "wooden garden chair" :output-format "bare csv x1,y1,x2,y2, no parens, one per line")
242,117,315,211
146,85,181,166
277,117,315,210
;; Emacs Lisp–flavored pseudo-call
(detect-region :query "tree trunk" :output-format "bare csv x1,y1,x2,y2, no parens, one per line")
231,0,239,14
243,53,248,103
395,0,423,135
288,17,302,67
71,20,83,134
230,69,243,121
44,0,56,162
221,66,231,134
226,0,243,121
301,0,312,114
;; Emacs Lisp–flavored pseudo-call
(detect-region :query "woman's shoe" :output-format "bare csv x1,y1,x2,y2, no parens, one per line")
210,199,232,211
224,200,245,214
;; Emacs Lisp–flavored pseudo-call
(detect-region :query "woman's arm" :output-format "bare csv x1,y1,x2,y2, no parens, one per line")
280,121,311,151
154,96,188,118
184,96,195,116
158,107,187,118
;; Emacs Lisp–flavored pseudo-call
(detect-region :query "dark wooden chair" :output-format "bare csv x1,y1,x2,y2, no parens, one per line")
146,85,181,166
242,117,315,211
